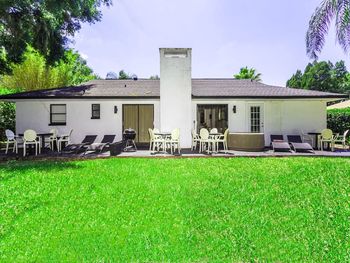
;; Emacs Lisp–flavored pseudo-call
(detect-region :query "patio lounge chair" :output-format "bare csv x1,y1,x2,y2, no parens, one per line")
61,135,97,154
270,135,291,152
287,135,314,153
84,135,116,154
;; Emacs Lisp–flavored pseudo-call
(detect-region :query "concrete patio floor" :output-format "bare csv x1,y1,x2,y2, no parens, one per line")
0,146,349,162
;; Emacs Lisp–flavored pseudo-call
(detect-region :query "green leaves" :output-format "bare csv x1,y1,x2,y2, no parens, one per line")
233,66,262,82
0,0,112,72
286,60,350,94
0,46,96,92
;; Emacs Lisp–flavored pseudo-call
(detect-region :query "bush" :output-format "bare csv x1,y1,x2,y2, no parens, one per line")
0,87,16,141
327,108,350,134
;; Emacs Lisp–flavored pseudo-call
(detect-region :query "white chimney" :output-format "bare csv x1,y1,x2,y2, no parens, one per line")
159,48,192,148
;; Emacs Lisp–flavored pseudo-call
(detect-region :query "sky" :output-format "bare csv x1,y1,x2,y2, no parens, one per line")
72,0,349,86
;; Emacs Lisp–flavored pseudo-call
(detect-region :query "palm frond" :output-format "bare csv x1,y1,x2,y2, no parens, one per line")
306,0,336,59
335,0,350,52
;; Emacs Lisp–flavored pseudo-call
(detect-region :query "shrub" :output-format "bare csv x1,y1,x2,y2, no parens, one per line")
0,87,16,141
327,108,350,134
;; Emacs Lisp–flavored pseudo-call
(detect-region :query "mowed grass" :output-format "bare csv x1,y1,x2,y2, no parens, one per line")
0,157,349,262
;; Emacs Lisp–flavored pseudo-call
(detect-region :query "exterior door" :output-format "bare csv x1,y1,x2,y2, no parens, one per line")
248,104,264,133
123,104,154,143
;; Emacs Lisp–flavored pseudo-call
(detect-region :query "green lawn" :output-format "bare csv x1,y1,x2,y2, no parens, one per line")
1,157,349,262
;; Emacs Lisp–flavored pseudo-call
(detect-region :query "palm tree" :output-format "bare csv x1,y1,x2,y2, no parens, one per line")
307,0,350,59
233,67,262,82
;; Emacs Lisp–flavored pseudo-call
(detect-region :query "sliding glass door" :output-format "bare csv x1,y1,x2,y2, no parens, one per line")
197,104,228,133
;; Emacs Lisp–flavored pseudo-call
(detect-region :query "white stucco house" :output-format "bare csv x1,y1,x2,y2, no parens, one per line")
0,48,347,148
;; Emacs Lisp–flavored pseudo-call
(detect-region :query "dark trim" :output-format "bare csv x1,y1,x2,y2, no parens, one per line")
91,104,100,119
192,95,349,99
0,96,161,100
49,123,66,126
50,104,66,126
1,94,347,100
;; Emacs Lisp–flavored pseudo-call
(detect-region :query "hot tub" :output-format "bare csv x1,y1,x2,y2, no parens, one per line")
228,133,265,152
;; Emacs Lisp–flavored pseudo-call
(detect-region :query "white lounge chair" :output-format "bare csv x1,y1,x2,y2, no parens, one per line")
23,129,41,156
5,129,18,154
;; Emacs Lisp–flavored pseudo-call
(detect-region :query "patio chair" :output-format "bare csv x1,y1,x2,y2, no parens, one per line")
300,130,314,147
210,128,218,133
46,128,58,151
199,128,214,153
57,129,73,152
165,128,180,154
333,130,349,150
215,129,229,153
287,135,314,153
191,130,200,151
149,128,164,152
84,135,116,154
5,129,18,154
23,129,41,156
319,129,335,151
61,135,97,154
270,135,291,152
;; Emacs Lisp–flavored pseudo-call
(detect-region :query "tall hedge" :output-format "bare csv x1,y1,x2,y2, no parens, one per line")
327,108,350,134
0,88,16,141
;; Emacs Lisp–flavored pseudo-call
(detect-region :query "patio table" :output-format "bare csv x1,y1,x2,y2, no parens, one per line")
308,132,321,150
19,132,53,152
152,132,171,154
209,132,223,153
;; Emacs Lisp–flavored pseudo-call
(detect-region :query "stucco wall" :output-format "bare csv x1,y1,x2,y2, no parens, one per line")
192,99,327,146
160,48,192,148
16,99,160,144
15,98,327,147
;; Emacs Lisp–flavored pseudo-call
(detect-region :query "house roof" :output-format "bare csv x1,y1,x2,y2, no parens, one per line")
0,79,347,100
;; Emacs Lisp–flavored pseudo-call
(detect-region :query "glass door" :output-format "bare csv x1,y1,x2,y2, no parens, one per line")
249,104,264,133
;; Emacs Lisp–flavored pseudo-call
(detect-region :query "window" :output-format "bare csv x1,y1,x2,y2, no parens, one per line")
250,106,261,133
50,104,66,125
91,104,100,119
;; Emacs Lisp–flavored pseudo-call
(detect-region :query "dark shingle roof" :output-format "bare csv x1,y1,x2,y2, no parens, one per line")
0,79,347,100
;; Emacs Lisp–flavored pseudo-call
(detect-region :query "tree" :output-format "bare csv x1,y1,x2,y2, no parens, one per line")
234,67,262,82
286,70,303,88
306,1,350,59
1,46,96,91
0,0,112,73
286,60,350,94
150,75,159,80
118,70,130,80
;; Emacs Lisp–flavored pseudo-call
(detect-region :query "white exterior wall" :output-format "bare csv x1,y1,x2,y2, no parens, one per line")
15,98,327,148
160,48,192,148
192,99,327,146
15,99,160,144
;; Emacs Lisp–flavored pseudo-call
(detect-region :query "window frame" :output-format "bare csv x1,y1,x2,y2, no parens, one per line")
50,104,67,126
91,104,101,119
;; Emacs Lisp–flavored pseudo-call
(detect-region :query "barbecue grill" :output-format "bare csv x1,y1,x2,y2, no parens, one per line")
123,128,137,151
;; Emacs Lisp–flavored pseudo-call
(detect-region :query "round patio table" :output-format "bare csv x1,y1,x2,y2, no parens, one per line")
19,132,53,152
